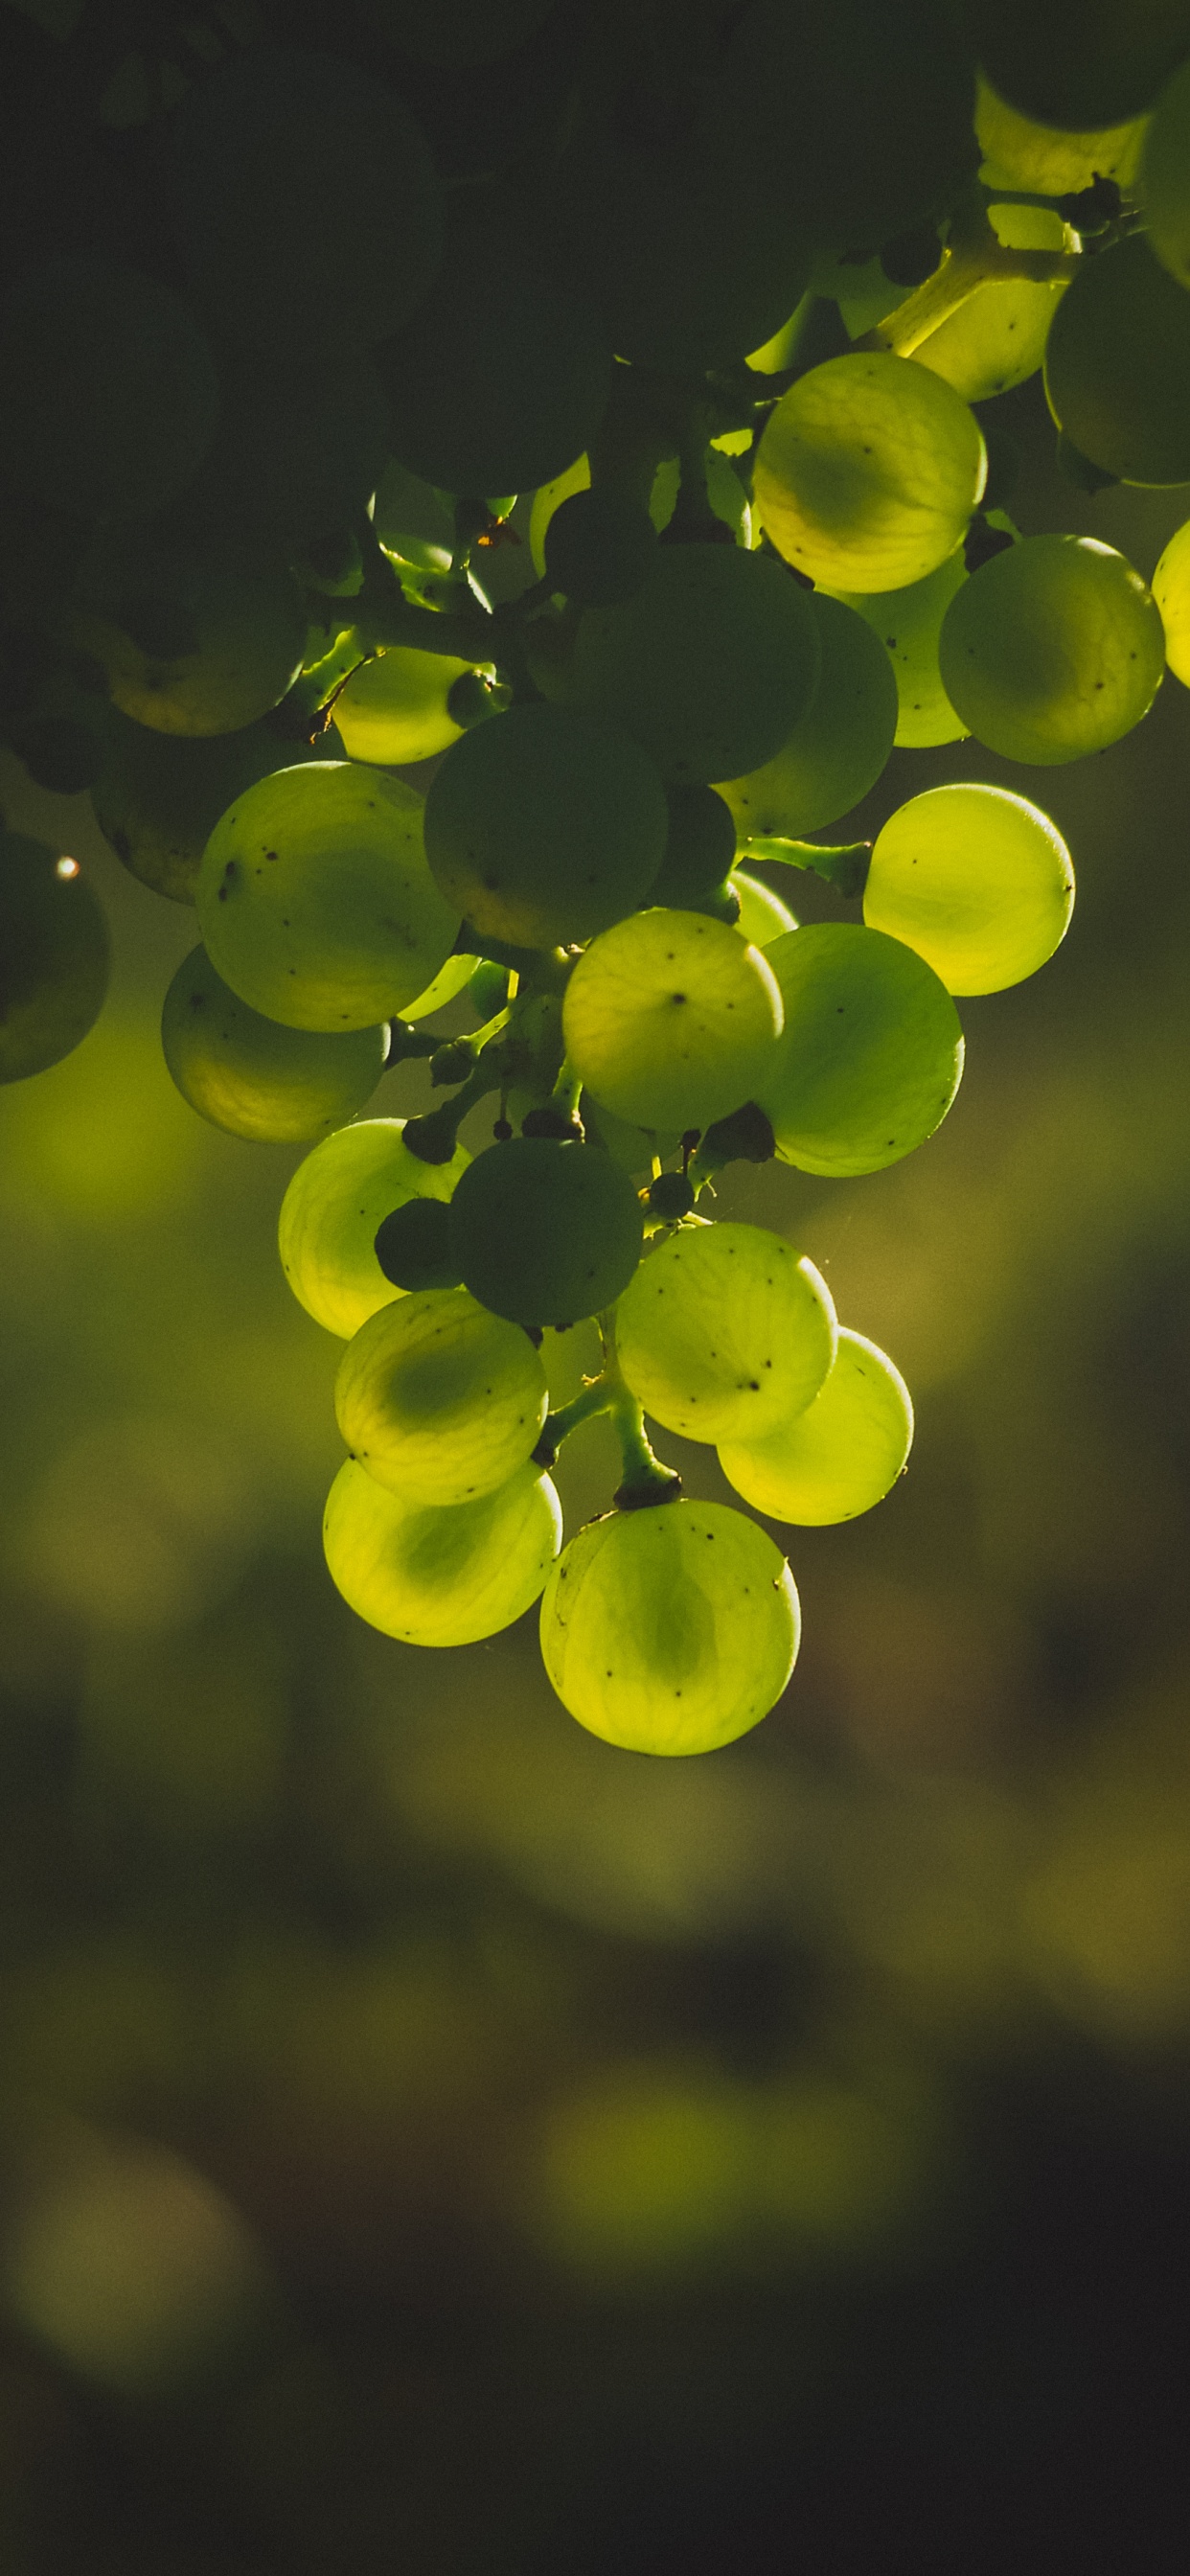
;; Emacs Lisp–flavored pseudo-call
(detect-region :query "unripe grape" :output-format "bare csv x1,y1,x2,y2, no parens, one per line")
162,945,385,1141
0,834,110,1084
938,535,1164,764
539,1501,800,1756
279,1117,469,1338
448,1137,643,1329
719,1328,913,1524
615,1222,835,1444
334,1286,548,1503
757,924,964,1177
864,784,1075,994
325,1453,562,1644
754,354,986,592
562,910,784,1135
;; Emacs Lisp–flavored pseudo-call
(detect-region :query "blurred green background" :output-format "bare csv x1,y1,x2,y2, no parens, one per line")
3,379,1190,2572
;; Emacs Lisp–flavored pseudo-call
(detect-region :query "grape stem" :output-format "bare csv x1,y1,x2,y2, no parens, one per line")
859,193,1082,358
533,1311,682,1507
744,838,871,899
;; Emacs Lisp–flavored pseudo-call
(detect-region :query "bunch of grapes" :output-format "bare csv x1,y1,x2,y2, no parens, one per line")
4,0,1190,1755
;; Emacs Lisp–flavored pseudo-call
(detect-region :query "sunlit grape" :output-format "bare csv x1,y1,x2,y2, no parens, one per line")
719,1328,913,1524
757,924,964,1177
562,911,784,1135
324,1455,561,1644
1153,516,1190,687
539,1501,799,1756
162,946,385,1142
938,536,1164,764
614,1223,836,1444
865,784,1075,994
1142,58,1190,288
332,645,480,767
279,1117,469,1339
334,1287,548,1502
830,551,969,749
754,355,986,592
718,591,898,839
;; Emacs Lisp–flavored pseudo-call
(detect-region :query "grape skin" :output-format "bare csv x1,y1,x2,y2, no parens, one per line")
731,871,798,948
195,763,460,1033
864,784,1075,995
324,1456,562,1646
279,1118,469,1340
1153,517,1190,687
334,1287,548,1504
938,536,1165,765
757,924,964,1178
719,1329,914,1526
1142,58,1190,288
448,1138,644,1330
562,911,785,1135
830,552,970,750
423,702,668,950
1043,234,1190,487
754,355,987,593
539,1501,800,1757
162,946,386,1142
0,833,110,1085
91,713,343,908
613,1224,837,1446
332,646,478,768
717,592,898,840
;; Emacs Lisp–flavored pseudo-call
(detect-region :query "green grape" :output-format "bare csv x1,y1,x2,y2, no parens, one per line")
423,703,667,949
731,869,798,947
1152,516,1190,686
161,946,385,1143
91,711,342,907
1043,235,1190,487
469,958,510,1019
580,1098,682,1179
650,788,739,909
324,1455,561,1646
374,1198,462,1292
719,1328,913,1525
1142,58,1190,287
614,1222,836,1445
195,764,460,1032
562,910,784,1134
757,924,964,1177
279,1117,469,1338
717,592,898,840
528,453,719,580
377,194,611,497
0,836,110,1084
168,49,444,359
830,551,970,750
402,951,479,1020
543,488,659,607
334,1286,548,1504
0,257,218,522
754,355,986,592
938,535,1165,764
357,0,556,70
538,1500,800,1757
332,646,480,768
864,784,1075,994
969,0,1190,129
68,531,307,739
193,347,390,550
974,72,1147,195
447,1138,643,1328
372,458,456,574
564,546,822,786
913,205,1070,404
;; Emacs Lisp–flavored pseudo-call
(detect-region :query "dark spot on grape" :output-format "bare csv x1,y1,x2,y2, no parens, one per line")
265,851,279,862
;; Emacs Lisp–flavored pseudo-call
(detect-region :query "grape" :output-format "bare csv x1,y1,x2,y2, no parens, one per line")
580,1099,682,1179
564,546,822,787
324,1456,561,1646
717,593,898,840
279,1117,469,1338
830,551,970,750
1153,517,1190,686
377,193,611,497
650,789,739,910
167,49,444,358
192,346,391,551
756,924,964,1177
562,911,784,1134
1044,236,1190,488
864,784,1075,994
423,703,667,950
332,646,480,769
0,258,218,522
969,0,1190,129
613,1223,836,1445
161,946,385,1143
543,488,659,608
334,1287,548,1503
0,835,110,1085
372,458,455,574
719,1329,913,1525
1142,58,1190,288
974,74,1147,195
731,870,798,948
938,536,1165,765
374,1198,462,1293
754,355,986,593
913,205,1070,404
538,1501,800,1757
195,764,460,1033
402,952,479,1021
528,453,741,582
91,712,343,907
447,1138,643,1328
68,530,307,739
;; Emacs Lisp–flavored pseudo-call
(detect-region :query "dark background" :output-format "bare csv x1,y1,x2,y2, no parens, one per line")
2,370,1190,2571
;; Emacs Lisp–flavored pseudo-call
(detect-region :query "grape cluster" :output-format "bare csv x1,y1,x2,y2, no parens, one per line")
4,0,1190,1755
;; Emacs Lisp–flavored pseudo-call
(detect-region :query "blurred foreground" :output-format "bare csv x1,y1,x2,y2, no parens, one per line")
2,385,1190,2569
